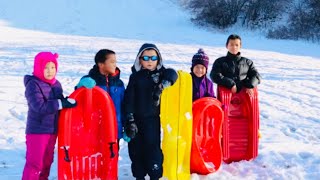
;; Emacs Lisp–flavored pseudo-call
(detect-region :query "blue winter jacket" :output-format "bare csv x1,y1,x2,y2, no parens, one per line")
24,75,63,134
83,65,125,139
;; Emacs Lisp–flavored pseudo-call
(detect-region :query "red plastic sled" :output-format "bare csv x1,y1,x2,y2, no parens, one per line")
217,86,259,163
58,87,118,180
190,97,223,174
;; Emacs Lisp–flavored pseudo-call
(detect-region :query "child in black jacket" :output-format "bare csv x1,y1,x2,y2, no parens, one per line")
210,34,261,96
124,43,177,180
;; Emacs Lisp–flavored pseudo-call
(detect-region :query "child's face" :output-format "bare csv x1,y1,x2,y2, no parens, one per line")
44,62,56,80
193,64,206,78
227,39,241,55
140,49,158,71
98,54,117,75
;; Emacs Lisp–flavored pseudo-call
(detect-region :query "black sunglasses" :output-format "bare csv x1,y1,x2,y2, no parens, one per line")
140,56,159,61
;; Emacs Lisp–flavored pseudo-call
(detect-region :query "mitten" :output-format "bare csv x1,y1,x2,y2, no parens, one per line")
76,77,96,89
123,132,131,143
124,113,138,139
59,97,77,109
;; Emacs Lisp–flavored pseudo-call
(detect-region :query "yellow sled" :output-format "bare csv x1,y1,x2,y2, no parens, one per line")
160,70,193,180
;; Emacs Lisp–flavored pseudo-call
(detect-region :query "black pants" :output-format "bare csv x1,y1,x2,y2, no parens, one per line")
128,117,163,179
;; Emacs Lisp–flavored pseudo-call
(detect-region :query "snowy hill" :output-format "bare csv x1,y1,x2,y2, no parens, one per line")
0,0,320,179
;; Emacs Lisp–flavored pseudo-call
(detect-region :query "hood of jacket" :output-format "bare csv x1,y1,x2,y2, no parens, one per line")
33,52,59,85
132,43,163,73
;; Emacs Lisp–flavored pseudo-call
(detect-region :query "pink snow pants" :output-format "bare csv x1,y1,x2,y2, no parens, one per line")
22,134,57,180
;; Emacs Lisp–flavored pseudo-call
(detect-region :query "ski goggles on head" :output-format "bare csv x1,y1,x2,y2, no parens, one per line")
140,56,159,61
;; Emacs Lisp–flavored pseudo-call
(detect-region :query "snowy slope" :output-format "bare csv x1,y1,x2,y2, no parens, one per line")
0,0,320,179
1,0,320,57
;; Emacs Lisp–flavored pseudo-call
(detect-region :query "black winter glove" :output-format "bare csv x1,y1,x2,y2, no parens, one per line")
60,97,77,108
153,80,172,106
235,82,243,93
162,68,178,85
153,84,162,107
125,113,138,139
152,68,177,107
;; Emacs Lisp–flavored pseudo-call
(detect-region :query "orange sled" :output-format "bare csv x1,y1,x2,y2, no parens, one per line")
191,97,223,174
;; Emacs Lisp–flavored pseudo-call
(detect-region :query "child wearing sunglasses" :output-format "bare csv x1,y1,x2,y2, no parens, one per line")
190,48,215,101
124,43,178,180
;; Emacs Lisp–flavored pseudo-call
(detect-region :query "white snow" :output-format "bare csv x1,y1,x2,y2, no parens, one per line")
0,0,319,179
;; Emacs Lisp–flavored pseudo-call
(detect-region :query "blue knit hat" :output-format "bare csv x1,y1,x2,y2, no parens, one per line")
192,48,209,69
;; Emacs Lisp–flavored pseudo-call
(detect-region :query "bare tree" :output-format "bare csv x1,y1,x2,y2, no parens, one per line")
188,0,248,29
268,0,320,42
243,0,290,29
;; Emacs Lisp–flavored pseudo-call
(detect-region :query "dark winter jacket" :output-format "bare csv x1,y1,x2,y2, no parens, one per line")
210,52,261,92
125,68,165,119
124,43,177,120
82,65,125,139
24,75,63,134
191,73,215,102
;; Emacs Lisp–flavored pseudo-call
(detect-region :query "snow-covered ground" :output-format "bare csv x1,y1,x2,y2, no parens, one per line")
0,0,319,179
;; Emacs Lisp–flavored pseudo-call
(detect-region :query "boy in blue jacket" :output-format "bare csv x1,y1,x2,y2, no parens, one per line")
77,49,125,143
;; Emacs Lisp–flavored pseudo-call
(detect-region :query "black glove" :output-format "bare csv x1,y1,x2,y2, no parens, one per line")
153,84,163,107
153,80,172,106
125,113,138,139
235,82,243,93
152,68,177,107
61,97,77,108
162,68,178,85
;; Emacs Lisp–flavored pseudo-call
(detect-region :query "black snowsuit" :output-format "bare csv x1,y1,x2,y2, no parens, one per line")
210,52,261,91
124,43,177,180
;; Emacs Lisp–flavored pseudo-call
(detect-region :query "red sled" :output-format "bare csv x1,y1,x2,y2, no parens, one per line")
190,97,223,174
58,87,118,180
217,86,259,163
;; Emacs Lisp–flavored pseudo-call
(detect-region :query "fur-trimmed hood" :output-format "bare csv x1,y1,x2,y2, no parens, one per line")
132,43,163,73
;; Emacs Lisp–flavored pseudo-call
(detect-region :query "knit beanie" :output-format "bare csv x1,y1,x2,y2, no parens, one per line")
191,48,209,70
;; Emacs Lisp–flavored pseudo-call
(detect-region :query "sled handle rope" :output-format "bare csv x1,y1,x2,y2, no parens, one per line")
63,146,71,162
109,142,116,158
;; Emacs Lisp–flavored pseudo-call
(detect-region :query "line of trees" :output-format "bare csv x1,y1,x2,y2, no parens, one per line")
180,0,320,42
267,0,320,42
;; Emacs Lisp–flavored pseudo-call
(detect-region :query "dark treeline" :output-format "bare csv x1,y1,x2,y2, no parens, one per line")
180,0,320,42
